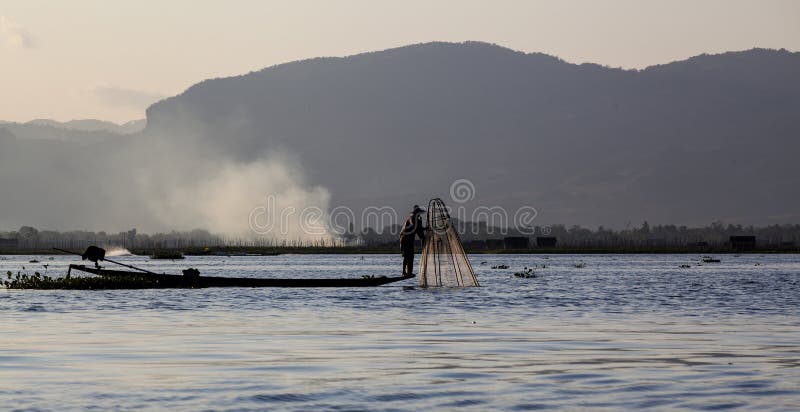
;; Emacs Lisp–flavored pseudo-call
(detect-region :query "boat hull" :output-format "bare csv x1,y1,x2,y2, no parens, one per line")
68,265,414,288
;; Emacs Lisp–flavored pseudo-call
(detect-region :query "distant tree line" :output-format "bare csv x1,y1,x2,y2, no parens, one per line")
1,221,799,251
0,227,222,250
0,226,352,251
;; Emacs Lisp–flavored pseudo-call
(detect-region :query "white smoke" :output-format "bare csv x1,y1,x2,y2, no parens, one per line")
147,155,331,240
0,16,36,50
0,117,332,241
105,247,132,256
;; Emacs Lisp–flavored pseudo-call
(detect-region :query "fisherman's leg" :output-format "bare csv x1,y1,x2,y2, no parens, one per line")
402,254,412,275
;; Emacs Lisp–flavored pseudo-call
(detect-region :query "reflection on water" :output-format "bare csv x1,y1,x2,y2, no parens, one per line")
1,254,799,410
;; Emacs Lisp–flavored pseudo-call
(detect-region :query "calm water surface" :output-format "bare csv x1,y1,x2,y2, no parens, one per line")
1,254,799,411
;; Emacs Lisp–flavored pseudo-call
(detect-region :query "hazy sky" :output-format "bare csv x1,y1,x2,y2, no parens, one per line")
2,0,798,123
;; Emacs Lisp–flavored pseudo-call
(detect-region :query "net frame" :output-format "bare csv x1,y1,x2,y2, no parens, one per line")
419,198,479,287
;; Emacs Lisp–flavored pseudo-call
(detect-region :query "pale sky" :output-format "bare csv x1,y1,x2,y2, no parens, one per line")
2,0,798,123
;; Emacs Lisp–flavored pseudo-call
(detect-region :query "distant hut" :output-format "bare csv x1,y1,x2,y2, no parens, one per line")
688,241,709,248
463,240,488,251
0,238,19,249
536,236,558,248
485,239,504,250
503,236,530,250
729,235,756,251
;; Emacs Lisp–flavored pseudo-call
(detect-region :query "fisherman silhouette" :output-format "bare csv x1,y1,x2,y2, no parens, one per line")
400,204,426,276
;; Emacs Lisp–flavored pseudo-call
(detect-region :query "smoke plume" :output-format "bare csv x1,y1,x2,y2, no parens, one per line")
0,119,331,241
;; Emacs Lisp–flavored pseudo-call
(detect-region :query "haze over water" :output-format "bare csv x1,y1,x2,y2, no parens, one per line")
2,254,799,410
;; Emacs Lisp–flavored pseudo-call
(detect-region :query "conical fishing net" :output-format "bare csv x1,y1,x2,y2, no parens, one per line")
419,198,479,287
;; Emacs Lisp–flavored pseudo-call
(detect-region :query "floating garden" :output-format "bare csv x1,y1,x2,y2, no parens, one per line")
3,270,159,290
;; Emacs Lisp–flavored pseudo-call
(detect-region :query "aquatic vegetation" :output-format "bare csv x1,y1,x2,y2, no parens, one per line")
150,251,185,260
513,267,537,278
3,270,159,290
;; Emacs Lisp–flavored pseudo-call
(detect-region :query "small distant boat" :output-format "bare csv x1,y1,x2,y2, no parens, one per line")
29,259,40,263
150,251,184,260
701,256,721,263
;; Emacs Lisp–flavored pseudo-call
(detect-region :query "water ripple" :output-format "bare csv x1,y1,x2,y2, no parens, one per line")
1,253,799,410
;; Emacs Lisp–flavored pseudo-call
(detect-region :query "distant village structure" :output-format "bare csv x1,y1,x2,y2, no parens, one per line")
536,237,558,248
729,236,757,251
0,238,19,249
485,239,504,250
503,237,530,249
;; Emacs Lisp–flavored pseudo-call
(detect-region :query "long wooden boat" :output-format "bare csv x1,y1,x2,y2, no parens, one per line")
68,264,414,288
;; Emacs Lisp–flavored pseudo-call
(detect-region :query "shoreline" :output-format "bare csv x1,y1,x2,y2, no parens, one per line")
2,246,799,256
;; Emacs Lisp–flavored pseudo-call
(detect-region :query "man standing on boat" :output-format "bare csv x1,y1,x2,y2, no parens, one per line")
400,204,426,276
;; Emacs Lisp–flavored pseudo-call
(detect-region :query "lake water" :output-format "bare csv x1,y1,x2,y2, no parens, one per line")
1,253,799,411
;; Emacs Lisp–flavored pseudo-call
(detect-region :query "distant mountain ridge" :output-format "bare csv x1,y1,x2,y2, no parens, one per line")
26,118,146,134
2,42,799,232
0,118,145,136
144,41,800,226
0,118,144,147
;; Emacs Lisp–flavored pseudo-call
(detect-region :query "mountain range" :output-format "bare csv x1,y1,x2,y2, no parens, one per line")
144,42,800,227
2,41,799,232
0,118,145,137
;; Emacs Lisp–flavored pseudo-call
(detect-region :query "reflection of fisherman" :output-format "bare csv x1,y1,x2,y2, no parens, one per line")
400,205,426,276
